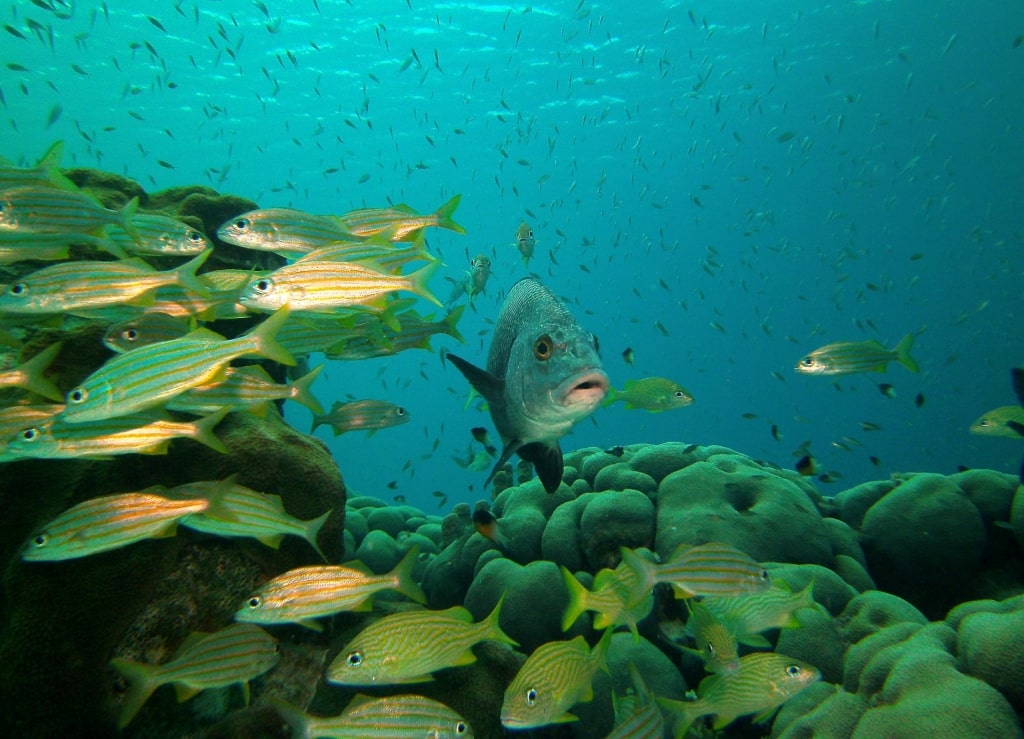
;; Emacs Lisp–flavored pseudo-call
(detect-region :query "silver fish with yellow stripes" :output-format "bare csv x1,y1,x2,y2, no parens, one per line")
560,561,652,638
657,652,820,736
170,475,330,559
0,406,230,460
166,364,323,416
701,580,817,646
0,251,210,316
238,258,442,313
61,307,294,423
335,194,466,242
0,402,63,443
679,600,741,674
0,231,70,264
0,342,63,401
501,629,612,729
294,231,434,274
0,141,77,192
235,546,425,630
102,312,193,353
0,185,142,243
272,694,474,739
326,597,516,685
622,543,771,603
795,333,920,375
110,624,279,729
310,398,409,437
21,486,225,561
104,212,212,256
325,306,465,361
607,664,664,739
217,207,360,258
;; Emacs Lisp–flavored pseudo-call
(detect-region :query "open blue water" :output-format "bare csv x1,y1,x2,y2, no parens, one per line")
2,0,1022,511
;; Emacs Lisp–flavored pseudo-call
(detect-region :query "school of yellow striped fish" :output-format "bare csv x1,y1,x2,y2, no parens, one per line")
0,142,831,735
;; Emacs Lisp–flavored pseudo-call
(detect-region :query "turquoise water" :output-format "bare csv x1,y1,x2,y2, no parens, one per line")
2,0,1022,509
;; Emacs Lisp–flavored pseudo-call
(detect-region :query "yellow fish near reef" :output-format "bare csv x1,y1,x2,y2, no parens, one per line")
61,306,294,423
0,185,142,243
677,601,741,674
970,405,1024,439
166,364,324,417
235,546,425,630
20,486,228,561
500,629,612,729
272,694,474,739
622,543,771,603
104,212,212,257
603,376,694,412
795,333,919,375
0,341,64,401
102,312,193,353
334,194,466,241
110,624,279,729
657,652,820,735
560,561,652,638
216,206,360,258
701,580,817,647
325,597,516,686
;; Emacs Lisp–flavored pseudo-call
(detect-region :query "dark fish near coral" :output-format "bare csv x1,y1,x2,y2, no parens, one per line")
471,425,497,455
621,347,635,366
795,454,816,476
447,278,608,493
472,508,508,548
877,383,896,398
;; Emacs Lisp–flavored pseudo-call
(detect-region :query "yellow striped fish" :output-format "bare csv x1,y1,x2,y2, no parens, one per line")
325,306,465,361
0,231,71,263
61,307,294,423
335,194,466,241
701,581,817,644
680,600,741,674
217,207,360,258
501,629,612,729
170,475,330,559
0,406,230,460
295,232,434,273
110,623,279,729
560,561,652,638
102,312,193,353
103,212,211,256
795,333,919,375
272,694,474,739
0,185,142,243
0,342,63,401
0,402,63,443
657,652,820,735
325,597,516,685
622,543,771,602
21,487,220,561
607,664,664,739
0,141,76,191
238,258,442,313
310,398,409,437
165,364,324,416
0,251,210,315
235,546,425,630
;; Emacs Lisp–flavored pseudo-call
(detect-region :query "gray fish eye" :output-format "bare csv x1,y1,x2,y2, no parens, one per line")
346,651,363,667
9,282,26,296
526,688,538,706
786,664,802,677
247,595,262,608
68,388,88,404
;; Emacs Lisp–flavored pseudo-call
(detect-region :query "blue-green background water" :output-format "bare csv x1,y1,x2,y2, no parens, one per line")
2,0,1022,511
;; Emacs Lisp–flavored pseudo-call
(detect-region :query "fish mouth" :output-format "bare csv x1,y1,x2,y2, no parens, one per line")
555,369,610,409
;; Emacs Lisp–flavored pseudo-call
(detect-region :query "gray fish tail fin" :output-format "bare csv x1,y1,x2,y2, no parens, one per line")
435,194,466,234
894,333,919,373
109,657,160,729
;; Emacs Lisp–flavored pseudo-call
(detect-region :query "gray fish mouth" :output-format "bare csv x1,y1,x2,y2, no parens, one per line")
556,369,610,409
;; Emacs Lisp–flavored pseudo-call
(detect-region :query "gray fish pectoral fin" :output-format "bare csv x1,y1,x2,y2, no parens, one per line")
446,352,505,404
518,441,563,494
485,440,524,488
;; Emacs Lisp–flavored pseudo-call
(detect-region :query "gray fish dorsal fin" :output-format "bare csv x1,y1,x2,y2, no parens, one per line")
518,441,563,493
446,353,505,405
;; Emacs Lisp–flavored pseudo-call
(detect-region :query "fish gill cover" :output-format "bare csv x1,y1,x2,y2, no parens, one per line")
1,0,1023,737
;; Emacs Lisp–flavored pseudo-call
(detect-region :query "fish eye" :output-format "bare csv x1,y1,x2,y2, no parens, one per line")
346,651,363,667
233,218,250,231
454,721,468,735
68,387,88,404
395,407,407,416
8,282,27,296
20,427,40,442
187,229,204,242
247,595,262,609
759,568,770,581
706,642,716,656
122,328,140,342
533,334,553,361
252,278,274,294
800,357,815,367
674,391,685,398
786,664,803,677
525,688,538,706
31,532,49,547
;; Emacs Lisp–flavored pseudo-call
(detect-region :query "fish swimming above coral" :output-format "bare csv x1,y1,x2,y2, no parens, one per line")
795,333,920,375
446,278,609,493
603,376,694,412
